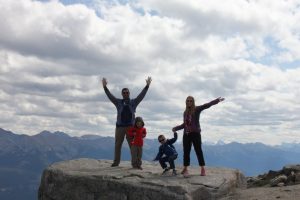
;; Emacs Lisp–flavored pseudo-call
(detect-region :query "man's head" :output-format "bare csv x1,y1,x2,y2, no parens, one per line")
158,135,166,144
121,88,130,99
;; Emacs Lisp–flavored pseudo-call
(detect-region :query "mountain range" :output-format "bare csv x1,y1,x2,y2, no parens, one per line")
1,127,300,200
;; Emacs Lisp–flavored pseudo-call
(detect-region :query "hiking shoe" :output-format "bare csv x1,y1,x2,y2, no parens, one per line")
111,163,119,167
200,168,206,176
137,166,143,170
172,169,177,176
162,167,170,175
181,168,187,175
183,170,189,178
131,166,138,169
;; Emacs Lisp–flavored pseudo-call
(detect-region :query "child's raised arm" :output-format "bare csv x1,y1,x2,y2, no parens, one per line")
168,132,178,144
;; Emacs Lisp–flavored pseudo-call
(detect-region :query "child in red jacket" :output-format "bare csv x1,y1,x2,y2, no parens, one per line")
127,116,146,169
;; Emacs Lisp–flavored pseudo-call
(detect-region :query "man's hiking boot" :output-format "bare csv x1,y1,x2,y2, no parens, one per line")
111,163,119,167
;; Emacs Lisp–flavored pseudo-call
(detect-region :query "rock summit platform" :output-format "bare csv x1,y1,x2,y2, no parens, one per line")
38,158,246,200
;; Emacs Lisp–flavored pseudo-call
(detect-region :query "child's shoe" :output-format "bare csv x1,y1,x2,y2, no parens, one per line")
200,168,206,176
172,169,177,176
162,167,170,175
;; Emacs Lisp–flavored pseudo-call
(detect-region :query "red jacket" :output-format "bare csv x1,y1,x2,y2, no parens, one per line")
127,127,146,146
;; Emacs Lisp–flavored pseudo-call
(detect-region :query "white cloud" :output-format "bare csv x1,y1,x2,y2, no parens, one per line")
0,0,299,145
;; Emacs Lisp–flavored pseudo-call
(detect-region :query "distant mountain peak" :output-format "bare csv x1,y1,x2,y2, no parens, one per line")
53,131,70,138
216,140,226,145
36,130,70,138
79,134,103,140
39,130,52,135
0,127,17,136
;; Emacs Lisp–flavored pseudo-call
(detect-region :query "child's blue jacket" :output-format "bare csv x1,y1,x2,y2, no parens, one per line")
154,132,178,161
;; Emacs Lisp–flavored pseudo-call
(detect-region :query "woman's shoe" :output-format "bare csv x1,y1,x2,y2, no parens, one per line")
183,170,189,178
181,168,187,174
200,168,206,176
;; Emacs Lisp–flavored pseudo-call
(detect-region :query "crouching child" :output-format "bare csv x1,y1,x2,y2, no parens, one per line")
153,131,178,175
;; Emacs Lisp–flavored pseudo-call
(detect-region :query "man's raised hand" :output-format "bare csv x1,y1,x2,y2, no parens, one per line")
146,76,152,86
102,78,107,87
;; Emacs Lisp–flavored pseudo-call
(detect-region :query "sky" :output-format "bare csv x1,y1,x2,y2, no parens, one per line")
0,0,300,145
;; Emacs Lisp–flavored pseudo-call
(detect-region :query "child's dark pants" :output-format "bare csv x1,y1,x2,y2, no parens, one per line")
159,154,178,169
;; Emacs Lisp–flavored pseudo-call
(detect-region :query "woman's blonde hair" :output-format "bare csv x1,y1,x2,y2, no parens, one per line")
184,96,195,116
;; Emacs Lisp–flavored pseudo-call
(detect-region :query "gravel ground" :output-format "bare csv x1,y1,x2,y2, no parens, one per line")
219,184,300,200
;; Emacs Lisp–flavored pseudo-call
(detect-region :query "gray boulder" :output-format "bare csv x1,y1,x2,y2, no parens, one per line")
270,175,287,187
38,158,246,200
247,164,300,188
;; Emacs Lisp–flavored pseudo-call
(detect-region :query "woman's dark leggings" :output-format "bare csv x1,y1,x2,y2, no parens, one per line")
183,132,205,166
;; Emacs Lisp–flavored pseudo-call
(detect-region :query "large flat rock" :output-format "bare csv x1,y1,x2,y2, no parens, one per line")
38,158,246,200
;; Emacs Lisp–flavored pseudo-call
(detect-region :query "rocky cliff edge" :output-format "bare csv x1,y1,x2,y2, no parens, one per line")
38,158,246,200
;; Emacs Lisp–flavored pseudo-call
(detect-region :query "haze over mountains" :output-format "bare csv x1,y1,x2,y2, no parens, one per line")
1,128,300,200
